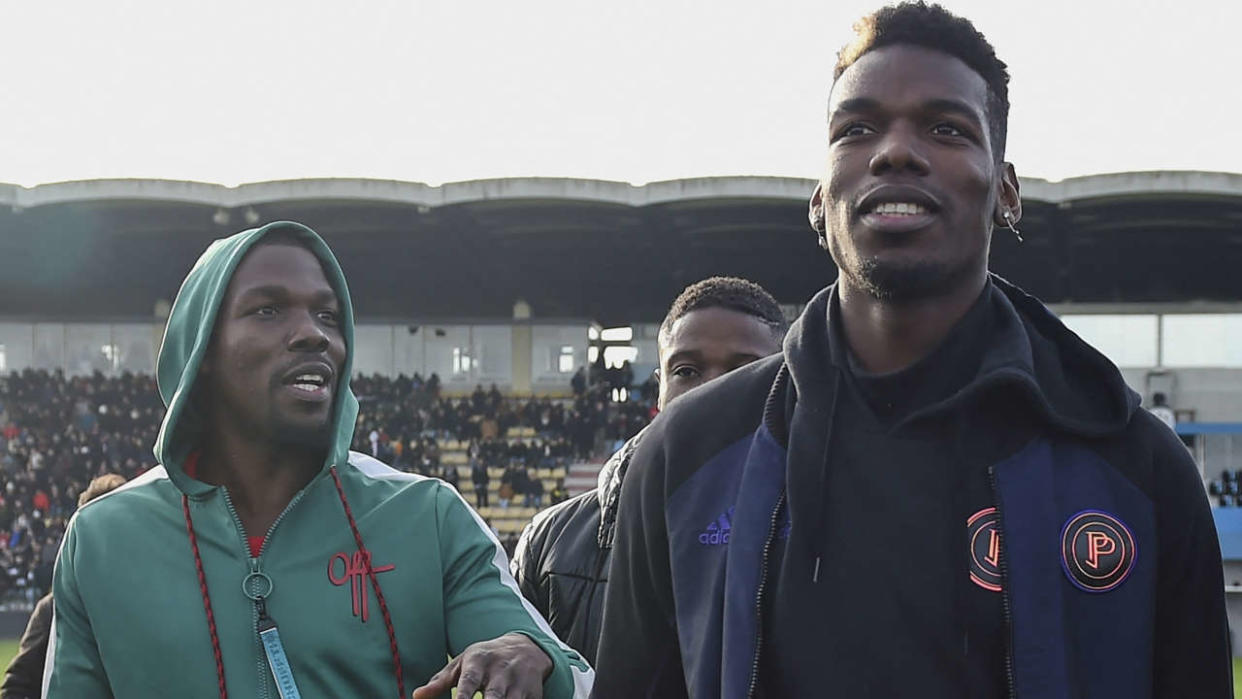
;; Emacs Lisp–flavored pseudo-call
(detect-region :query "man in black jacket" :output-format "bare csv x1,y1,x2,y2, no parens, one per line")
594,3,1231,698
510,276,785,666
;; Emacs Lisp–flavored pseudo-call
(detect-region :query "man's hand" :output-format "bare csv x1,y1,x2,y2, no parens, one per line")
412,632,554,699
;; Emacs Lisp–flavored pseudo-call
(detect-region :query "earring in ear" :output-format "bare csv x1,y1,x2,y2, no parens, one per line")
1002,210,1023,243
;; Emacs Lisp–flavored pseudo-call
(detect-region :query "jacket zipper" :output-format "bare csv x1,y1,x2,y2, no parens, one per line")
746,491,786,699
221,483,314,699
987,466,1017,699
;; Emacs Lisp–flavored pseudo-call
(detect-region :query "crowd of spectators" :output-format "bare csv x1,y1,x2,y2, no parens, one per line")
0,370,163,607
0,366,653,603
350,370,653,488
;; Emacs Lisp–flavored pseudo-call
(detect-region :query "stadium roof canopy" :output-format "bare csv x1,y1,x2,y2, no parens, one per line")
1,171,1239,326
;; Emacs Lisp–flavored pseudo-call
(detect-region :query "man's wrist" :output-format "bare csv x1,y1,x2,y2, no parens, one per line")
505,631,555,679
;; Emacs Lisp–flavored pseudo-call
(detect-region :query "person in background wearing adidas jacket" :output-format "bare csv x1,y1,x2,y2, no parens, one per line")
45,222,592,698
511,276,786,666
594,3,1230,697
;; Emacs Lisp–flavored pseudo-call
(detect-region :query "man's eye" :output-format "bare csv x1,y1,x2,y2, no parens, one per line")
836,123,874,139
671,366,700,379
318,310,339,324
253,305,278,316
932,123,967,137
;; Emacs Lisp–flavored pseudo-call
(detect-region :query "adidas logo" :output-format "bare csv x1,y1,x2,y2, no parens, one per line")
698,508,733,546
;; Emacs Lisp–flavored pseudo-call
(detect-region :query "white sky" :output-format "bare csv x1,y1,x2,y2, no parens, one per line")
1,0,1238,188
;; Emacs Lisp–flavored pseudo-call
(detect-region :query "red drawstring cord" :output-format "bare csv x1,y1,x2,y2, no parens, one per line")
183,495,229,699
328,466,407,699
183,466,406,699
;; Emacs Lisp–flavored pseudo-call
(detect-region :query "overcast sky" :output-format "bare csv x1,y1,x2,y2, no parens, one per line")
1,0,1238,187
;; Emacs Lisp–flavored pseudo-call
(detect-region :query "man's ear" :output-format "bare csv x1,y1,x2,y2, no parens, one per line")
809,183,828,248
994,162,1022,226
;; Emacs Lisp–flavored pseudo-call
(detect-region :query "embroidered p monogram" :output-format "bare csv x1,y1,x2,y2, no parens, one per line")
1060,510,1136,593
967,507,1003,592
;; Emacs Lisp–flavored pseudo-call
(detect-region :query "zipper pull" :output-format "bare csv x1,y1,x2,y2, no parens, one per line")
243,559,303,699
257,598,273,630
243,558,275,628
243,558,272,602
257,608,302,699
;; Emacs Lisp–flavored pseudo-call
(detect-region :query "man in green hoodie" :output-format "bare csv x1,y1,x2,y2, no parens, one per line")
45,222,592,698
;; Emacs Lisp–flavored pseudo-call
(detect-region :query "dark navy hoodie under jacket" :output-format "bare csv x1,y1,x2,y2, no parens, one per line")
593,276,1231,699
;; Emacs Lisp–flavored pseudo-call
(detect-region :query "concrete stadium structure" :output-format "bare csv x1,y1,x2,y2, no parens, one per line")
3,171,1240,403
4,171,1242,643
2,171,1240,323
0,171,1239,397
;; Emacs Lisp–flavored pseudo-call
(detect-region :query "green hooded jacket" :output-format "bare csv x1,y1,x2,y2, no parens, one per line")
44,222,593,698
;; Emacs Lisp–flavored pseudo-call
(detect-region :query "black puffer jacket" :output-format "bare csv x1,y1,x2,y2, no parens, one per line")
510,431,643,666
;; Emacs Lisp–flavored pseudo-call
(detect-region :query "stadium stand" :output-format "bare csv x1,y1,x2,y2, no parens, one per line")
0,368,652,607
1,172,1240,641
0,370,162,608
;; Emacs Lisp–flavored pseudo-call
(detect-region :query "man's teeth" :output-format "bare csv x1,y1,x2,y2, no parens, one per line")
872,202,929,216
292,374,326,391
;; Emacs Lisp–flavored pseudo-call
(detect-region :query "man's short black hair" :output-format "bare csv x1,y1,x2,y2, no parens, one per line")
659,276,787,344
833,2,1010,160
254,226,308,249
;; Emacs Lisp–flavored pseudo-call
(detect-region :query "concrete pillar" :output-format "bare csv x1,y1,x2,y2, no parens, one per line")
512,323,532,396
512,297,534,395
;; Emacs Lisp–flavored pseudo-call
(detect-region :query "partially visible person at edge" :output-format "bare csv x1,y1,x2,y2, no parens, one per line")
510,277,787,666
593,4,1231,698
44,222,592,698
1148,391,1177,432
0,474,126,699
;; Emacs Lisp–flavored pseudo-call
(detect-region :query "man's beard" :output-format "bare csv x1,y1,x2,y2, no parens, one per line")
269,410,335,451
850,256,966,304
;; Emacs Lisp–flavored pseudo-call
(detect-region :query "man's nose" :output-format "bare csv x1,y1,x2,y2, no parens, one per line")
868,125,931,176
289,311,331,352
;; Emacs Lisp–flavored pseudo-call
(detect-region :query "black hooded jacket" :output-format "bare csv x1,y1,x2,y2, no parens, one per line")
511,432,642,666
594,277,1230,698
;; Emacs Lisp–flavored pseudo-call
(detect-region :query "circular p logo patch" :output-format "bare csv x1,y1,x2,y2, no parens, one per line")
968,507,1003,592
1060,510,1136,593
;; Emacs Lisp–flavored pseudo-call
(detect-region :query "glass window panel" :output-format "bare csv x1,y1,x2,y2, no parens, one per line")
471,326,512,384
603,346,638,368
391,326,426,377
353,325,395,377
64,324,115,376
0,323,35,373
601,327,633,342
31,324,65,371
1059,315,1157,368
111,324,159,374
532,326,587,383
425,326,472,387
1162,314,1242,368
558,346,575,373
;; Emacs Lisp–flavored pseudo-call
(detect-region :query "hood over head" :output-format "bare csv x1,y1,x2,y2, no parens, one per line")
152,221,359,496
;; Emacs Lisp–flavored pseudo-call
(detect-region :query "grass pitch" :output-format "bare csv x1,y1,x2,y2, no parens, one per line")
0,639,18,669
0,639,1236,695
